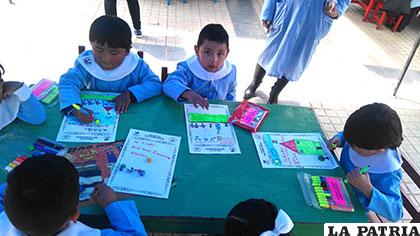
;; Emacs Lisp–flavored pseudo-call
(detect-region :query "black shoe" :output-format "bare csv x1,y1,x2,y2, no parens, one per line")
134,29,142,38
244,81,262,100
267,77,288,104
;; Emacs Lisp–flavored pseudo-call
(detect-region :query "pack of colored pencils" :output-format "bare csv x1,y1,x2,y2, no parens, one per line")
228,100,269,132
30,79,59,104
297,172,354,212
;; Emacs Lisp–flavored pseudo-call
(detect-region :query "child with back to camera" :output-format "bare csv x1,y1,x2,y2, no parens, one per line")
59,15,162,123
225,198,294,236
163,23,236,109
327,103,404,222
0,64,46,130
0,154,147,235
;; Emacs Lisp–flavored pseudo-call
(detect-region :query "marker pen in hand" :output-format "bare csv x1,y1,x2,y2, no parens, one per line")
72,103,91,116
344,165,370,183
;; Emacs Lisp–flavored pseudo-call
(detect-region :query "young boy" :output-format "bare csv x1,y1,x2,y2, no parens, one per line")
59,15,162,123
225,199,293,236
163,24,236,109
327,103,404,222
0,154,147,235
0,64,46,130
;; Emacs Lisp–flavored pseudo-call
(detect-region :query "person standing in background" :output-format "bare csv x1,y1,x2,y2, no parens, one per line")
105,0,143,37
243,0,351,104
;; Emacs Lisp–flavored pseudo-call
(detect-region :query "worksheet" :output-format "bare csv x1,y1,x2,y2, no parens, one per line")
184,104,241,154
252,132,338,169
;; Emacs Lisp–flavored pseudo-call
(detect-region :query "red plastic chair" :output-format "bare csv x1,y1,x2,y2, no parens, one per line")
369,2,405,32
351,0,377,21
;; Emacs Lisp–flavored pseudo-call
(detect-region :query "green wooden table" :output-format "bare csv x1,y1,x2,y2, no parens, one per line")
0,96,367,235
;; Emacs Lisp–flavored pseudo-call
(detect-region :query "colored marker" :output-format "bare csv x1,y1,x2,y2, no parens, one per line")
344,165,370,183
72,103,91,116
331,143,337,149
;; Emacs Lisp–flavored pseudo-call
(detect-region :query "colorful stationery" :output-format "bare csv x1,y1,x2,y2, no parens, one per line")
298,172,354,212
30,79,59,105
228,100,269,132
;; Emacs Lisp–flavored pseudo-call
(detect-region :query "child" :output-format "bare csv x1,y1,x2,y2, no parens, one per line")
59,15,162,123
0,64,46,130
163,24,236,109
225,199,294,236
0,154,147,235
327,103,404,222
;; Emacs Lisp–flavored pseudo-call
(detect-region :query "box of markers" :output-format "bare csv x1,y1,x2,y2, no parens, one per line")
297,172,354,212
228,100,269,132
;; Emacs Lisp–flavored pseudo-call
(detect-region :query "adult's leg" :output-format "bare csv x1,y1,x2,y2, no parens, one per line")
243,63,266,99
267,75,288,104
104,0,117,16
127,0,141,30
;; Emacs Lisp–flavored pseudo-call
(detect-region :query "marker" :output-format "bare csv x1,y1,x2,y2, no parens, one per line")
72,103,91,116
331,143,337,150
344,165,370,183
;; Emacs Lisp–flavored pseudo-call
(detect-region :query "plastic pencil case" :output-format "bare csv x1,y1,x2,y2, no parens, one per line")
228,100,269,132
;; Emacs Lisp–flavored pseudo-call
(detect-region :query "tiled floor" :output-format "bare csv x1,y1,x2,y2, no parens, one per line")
1,0,419,231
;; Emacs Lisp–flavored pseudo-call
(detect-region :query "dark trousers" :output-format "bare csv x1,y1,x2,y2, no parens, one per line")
104,0,141,30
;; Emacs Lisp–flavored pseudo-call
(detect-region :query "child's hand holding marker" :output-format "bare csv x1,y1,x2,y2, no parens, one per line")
345,166,373,199
327,135,341,150
72,103,94,123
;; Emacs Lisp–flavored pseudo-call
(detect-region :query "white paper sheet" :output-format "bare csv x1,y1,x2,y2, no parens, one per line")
252,132,338,169
184,104,241,154
56,92,119,143
108,129,181,199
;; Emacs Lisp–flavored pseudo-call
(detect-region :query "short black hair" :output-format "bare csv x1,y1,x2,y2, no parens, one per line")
89,15,132,50
197,23,229,50
225,199,286,236
5,154,79,236
344,103,403,149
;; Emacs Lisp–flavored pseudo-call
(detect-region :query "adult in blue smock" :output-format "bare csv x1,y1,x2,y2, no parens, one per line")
244,0,351,104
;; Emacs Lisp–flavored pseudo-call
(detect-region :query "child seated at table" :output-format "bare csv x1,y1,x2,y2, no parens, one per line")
0,64,46,130
0,154,147,235
163,23,236,109
59,15,162,123
327,103,404,222
225,198,294,236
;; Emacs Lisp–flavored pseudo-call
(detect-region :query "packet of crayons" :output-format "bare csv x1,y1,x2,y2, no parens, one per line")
297,172,354,212
228,100,269,132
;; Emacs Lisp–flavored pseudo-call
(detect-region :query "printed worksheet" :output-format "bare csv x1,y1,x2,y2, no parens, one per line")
56,92,119,143
252,132,338,169
108,129,181,199
184,104,241,154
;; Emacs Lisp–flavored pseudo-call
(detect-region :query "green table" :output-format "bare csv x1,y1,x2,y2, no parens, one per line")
0,96,367,235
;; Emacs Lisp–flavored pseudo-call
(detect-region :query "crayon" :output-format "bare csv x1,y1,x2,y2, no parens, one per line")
344,165,370,183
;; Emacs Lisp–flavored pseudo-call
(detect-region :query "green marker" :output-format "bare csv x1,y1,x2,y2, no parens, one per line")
344,165,370,183
331,143,337,149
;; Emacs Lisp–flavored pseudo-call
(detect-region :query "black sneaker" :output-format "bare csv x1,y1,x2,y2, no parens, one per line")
134,29,142,38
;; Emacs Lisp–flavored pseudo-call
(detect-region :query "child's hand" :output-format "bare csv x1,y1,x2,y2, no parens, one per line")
327,135,341,150
182,90,209,109
324,4,338,18
73,108,94,123
2,81,23,99
346,168,373,199
261,20,271,33
91,183,117,208
112,90,132,114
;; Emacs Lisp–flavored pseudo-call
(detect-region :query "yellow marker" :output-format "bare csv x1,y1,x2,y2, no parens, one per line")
72,103,81,110
95,119,100,124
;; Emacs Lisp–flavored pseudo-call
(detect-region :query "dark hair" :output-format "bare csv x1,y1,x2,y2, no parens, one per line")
89,15,132,50
5,154,79,236
197,23,229,50
225,199,288,236
344,103,403,149
0,63,4,80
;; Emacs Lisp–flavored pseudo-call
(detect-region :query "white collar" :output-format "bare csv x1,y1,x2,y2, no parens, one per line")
0,212,101,236
0,84,32,130
186,55,232,81
348,147,402,174
77,50,139,82
259,210,294,236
